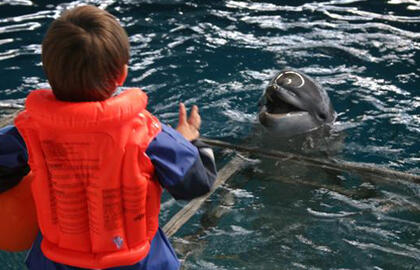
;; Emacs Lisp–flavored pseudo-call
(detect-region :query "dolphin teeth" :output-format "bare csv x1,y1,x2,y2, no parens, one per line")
264,111,286,119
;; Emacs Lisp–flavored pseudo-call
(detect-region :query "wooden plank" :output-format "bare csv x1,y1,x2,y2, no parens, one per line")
163,156,245,237
0,110,20,127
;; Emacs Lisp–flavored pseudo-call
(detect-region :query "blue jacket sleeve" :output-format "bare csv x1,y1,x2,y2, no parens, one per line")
146,124,217,200
0,125,30,193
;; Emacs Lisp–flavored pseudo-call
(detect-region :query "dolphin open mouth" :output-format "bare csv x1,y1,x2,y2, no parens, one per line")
267,96,301,115
260,91,307,121
258,94,317,136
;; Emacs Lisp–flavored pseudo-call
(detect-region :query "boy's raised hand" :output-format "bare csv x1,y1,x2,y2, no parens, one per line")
176,103,201,141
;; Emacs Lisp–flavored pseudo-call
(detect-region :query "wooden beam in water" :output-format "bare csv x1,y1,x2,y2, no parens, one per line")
163,156,245,237
0,110,19,127
200,138,420,184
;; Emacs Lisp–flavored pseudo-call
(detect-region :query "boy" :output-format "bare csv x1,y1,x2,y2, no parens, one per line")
3,5,216,270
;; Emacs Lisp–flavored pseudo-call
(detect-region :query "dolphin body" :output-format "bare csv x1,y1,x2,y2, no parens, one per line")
258,70,336,137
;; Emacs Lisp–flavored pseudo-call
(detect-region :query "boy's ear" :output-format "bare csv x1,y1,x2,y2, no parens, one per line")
116,64,128,86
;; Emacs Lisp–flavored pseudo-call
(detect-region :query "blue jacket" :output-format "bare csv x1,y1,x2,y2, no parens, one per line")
0,124,217,270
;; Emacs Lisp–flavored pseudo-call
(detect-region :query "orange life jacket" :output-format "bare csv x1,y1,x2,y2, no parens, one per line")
15,89,163,269
0,172,38,252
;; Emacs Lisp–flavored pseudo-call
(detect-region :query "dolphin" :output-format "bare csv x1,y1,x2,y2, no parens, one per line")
258,70,336,137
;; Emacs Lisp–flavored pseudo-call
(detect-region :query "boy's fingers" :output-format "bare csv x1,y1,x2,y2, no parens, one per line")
178,103,187,124
188,105,201,129
192,105,199,114
190,105,198,120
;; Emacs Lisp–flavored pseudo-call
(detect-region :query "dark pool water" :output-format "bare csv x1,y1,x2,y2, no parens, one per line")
0,0,419,269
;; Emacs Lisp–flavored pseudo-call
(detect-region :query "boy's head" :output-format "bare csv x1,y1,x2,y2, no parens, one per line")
42,5,129,102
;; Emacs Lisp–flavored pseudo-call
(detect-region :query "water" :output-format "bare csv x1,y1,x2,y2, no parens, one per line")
0,0,419,269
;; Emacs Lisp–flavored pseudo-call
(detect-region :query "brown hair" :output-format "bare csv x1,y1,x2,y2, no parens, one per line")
42,5,129,102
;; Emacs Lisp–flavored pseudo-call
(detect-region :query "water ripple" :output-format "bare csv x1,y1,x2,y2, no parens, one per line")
343,239,420,260
0,0,33,6
0,10,56,23
306,208,358,218
0,22,41,34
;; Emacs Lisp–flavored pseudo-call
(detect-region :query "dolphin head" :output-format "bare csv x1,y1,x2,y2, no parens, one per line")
258,70,336,137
